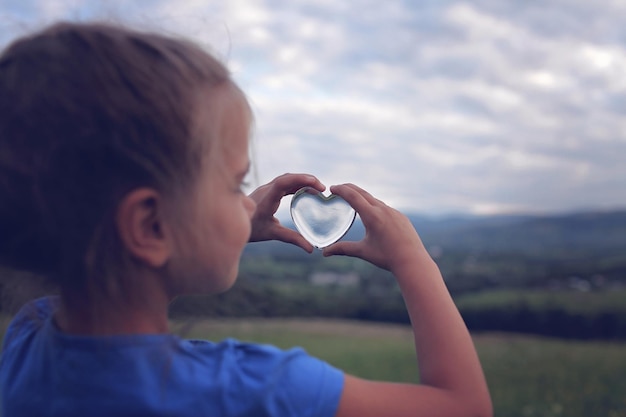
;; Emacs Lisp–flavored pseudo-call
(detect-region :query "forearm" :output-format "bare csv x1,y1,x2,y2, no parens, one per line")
393,250,489,400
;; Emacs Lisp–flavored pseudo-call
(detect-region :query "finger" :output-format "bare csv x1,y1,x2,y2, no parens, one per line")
248,183,273,207
273,226,315,253
331,183,383,206
273,173,326,196
327,184,375,217
322,241,363,258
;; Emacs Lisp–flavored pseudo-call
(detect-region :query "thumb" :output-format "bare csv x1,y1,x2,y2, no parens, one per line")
323,241,362,258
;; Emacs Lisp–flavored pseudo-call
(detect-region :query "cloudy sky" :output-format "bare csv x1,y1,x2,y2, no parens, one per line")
2,0,625,215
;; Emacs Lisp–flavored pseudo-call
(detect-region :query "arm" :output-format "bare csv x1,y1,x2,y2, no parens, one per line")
323,184,492,417
247,173,325,252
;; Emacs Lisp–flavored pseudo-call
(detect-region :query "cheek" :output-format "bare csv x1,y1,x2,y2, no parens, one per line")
241,208,253,242
233,214,251,247
245,196,257,218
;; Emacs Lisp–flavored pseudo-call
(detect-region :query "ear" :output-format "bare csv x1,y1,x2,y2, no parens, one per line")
116,188,172,268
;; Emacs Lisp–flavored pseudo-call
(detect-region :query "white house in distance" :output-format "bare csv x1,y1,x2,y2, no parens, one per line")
309,271,360,287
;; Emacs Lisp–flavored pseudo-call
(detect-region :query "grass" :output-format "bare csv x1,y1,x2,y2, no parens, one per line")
454,289,626,315
477,333,626,417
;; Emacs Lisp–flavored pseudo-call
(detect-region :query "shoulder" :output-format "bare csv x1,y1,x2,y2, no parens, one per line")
181,338,345,417
182,337,343,386
1,296,55,354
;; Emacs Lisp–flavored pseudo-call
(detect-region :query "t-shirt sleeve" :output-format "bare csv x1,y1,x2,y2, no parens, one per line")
1,297,54,355
225,342,345,417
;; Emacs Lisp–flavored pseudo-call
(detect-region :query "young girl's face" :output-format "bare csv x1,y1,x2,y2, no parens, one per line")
171,83,256,294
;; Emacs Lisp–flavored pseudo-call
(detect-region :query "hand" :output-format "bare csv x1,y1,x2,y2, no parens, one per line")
248,173,325,252
322,183,427,271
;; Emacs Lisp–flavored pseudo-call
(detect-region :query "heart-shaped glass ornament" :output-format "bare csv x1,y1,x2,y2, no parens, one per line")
290,187,356,249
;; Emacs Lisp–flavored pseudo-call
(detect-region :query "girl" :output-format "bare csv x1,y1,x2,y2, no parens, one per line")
0,22,491,417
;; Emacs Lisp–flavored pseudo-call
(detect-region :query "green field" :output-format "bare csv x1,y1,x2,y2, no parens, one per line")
455,289,626,314
1,316,625,416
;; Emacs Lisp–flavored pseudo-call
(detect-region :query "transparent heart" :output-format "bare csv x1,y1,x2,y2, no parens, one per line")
290,187,356,249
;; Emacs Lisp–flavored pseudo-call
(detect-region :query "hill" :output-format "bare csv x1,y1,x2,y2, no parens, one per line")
243,209,626,259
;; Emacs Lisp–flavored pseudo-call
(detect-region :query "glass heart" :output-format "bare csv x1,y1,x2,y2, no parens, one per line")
290,187,356,249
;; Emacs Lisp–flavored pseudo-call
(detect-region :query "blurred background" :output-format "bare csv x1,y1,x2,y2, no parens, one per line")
1,1,626,416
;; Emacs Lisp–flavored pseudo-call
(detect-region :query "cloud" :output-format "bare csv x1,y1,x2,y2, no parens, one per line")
1,0,624,214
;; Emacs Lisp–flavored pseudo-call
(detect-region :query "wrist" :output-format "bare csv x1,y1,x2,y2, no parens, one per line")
388,242,431,271
390,248,439,282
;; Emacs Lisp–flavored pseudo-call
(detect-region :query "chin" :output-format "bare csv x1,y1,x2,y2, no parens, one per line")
211,267,239,294
173,265,239,296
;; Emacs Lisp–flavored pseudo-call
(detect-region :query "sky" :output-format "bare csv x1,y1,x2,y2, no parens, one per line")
1,0,625,216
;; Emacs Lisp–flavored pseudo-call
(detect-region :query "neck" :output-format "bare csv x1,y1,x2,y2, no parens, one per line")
56,276,171,336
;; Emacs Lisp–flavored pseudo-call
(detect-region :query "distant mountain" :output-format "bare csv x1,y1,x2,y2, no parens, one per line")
243,210,626,258
414,210,626,254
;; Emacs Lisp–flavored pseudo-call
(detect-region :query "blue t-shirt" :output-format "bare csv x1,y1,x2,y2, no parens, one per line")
0,297,344,417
